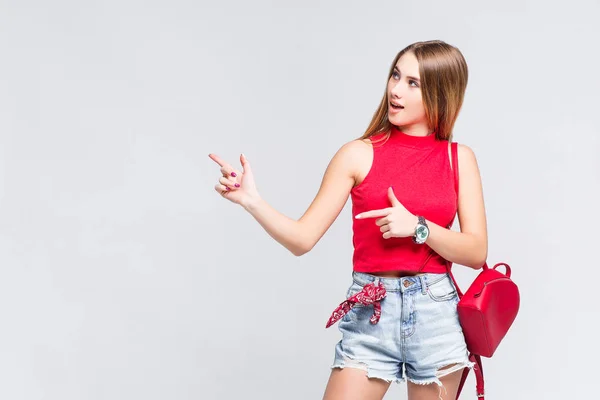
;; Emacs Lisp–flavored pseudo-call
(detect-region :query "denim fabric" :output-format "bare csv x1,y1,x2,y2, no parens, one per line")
331,271,474,386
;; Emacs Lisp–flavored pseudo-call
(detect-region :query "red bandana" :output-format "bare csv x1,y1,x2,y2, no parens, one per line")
325,281,387,328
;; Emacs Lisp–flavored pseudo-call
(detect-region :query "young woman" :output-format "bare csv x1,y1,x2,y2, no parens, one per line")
209,40,487,400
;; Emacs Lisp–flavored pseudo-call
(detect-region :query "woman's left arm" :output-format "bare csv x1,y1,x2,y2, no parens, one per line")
424,144,488,269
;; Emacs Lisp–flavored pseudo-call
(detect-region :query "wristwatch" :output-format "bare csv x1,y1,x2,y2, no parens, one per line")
412,216,429,244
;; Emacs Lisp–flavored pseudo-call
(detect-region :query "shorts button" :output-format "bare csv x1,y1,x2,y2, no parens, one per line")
403,280,412,288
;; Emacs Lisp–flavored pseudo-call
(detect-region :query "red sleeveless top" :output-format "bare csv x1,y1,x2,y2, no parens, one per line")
351,127,458,274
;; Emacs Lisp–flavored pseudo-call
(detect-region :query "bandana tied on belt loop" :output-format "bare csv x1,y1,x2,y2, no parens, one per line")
326,281,387,328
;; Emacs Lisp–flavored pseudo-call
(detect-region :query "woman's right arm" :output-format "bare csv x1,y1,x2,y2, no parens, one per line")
209,140,365,256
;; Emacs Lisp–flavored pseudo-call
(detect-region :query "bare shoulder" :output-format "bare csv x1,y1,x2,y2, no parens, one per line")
448,142,477,174
342,139,373,186
337,137,372,156
449,142,479,171
334,138,373,186
455,142,484,204
457,143,482,178
457,143,478,162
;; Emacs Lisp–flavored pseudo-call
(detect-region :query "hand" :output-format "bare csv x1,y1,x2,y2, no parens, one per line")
355,187,418,239
208,153,261,207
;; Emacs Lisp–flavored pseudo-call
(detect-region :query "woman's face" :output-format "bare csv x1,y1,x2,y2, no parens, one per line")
387,52,431,136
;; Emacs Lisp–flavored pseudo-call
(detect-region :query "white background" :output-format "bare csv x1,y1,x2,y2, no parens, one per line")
1,1,599,399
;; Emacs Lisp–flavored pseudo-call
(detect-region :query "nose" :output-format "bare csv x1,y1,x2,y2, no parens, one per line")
390,80,403,99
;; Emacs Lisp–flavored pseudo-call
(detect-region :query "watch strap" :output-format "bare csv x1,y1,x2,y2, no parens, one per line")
412,215,428,244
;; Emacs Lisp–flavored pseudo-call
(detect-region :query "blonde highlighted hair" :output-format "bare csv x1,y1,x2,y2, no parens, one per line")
361,40,468,143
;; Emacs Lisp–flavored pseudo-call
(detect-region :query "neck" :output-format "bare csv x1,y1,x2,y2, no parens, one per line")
394,123,433,137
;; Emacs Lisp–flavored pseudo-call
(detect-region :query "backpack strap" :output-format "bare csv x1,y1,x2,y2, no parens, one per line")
448,141,486,400
447,142,463,296
451,141,459,198
456,354,485,399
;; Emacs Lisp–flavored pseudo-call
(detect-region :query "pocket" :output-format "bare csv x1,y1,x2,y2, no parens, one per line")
341,281,367,323
427,277,458,302
345,281,366,307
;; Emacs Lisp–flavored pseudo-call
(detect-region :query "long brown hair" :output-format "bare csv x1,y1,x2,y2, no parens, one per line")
360,40,468,143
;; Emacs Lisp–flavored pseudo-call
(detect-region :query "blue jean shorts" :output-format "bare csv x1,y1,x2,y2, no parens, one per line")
331,271,474,386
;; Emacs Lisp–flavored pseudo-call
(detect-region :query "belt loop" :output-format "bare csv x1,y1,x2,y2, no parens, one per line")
373,276,380,287
420,275,427,295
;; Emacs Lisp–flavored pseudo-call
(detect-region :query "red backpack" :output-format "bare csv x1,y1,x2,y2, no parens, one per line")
448,142,520,399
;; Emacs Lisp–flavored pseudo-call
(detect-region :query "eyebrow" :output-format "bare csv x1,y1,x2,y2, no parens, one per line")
394,66,420,82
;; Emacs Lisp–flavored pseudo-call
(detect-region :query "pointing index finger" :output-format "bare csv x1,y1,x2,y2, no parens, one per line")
209,153,238,175
208,153,228,168
355,208,390,219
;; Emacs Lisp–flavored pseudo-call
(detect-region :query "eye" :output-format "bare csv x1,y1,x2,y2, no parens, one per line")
392,71,400,80
409,80,419,88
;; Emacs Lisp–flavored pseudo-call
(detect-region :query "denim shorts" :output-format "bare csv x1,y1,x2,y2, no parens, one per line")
331,271,474,387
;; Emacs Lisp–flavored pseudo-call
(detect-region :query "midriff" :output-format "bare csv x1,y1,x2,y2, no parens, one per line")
370,270,422,278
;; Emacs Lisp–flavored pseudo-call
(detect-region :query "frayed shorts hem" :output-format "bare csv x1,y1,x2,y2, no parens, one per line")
330,357,475,387
406,358,476,387
330,363,405,384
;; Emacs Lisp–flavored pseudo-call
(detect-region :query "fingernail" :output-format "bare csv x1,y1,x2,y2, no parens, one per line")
226,187,230,191
234,183,240,187
231,172,237,177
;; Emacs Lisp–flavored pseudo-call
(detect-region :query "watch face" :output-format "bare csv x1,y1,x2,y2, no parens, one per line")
416,225,429,241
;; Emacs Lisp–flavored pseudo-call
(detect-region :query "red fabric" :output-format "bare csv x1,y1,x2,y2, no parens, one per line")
351,127,458,273
325,281,386,328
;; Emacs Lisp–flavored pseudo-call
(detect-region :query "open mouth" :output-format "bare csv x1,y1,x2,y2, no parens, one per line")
390,101,404,110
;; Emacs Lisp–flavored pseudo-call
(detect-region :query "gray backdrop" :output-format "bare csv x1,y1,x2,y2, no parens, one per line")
1,0,599,399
